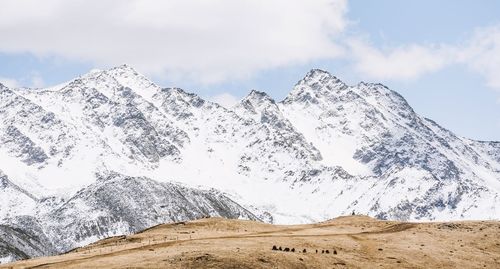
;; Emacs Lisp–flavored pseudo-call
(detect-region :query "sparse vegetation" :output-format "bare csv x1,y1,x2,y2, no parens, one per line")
4,216,499,269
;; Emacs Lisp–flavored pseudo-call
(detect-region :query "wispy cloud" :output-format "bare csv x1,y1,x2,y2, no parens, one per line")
0,73,44,88
347,25,500,91
206,92,240,108
460,25,500,89
29,72,45,88
0,77,20,88
347,39,453,80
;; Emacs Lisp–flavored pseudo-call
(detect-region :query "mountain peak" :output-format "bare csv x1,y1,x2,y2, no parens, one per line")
233,89,278,120
357,81,389,89
245,89,275,104
282,69,347,105
109,63,137,73
295,69,347,91
105,64,160,101
79,64,138,79
106,64,142,81
305,68,330,77
300,69,343,85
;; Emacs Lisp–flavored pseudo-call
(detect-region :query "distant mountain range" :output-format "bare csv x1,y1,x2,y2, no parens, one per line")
0,65,499,263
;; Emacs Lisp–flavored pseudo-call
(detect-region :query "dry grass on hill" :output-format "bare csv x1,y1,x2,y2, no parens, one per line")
2,215,500,268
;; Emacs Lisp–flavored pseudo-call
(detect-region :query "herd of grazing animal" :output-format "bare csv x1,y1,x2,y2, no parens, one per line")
272,245,337,255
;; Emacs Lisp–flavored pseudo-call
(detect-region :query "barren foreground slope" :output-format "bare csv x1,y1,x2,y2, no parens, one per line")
2,216,499,268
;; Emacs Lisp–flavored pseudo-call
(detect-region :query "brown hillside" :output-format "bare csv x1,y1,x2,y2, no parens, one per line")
2,216,500,268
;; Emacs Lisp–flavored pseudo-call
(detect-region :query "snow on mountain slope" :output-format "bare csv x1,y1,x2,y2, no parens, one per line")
0,172,258,262
0,84,79,196
6,69,188,193
233,89,322,163
0,170,38,221
40,172,258,251
467,140,500,171
0,66,499,263
280,70,371,175
0,216,57,263
279,70,500,220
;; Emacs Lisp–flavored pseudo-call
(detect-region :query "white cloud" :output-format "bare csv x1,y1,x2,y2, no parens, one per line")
348,39,454,80
2,0,499,94
206,92,240,108
0,73,44,88
347,25,500,91
29,73,45,88
0,77,20,88
0,0,348,84
459,25,500,89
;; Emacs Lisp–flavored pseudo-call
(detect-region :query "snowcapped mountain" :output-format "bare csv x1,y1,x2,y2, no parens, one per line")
279,70,500,220
0,65,499,262
0,171,257,263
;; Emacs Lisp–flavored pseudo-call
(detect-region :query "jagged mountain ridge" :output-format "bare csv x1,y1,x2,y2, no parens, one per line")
278,70,500,220
0,171,257,263
1,65,499,220
0,65,499,262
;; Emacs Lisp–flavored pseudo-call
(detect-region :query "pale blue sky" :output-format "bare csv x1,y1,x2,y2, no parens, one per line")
0,0,499,141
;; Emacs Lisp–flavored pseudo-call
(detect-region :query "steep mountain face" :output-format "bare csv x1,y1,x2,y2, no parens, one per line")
0,66,499,263
0,216,56,264
0,172,257,262
279,70,500,220
41,172,258,252
0,171,38,224
233,89,322,164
